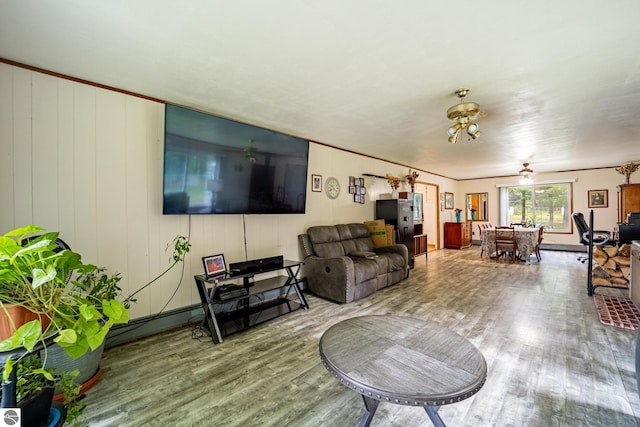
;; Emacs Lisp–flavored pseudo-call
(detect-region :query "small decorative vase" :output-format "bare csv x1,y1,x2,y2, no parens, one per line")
391,190,398,199
471,211,476,220
455,212,461,222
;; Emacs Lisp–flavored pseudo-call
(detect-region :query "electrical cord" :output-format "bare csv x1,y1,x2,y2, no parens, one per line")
108,216,193,340
242,214,248,261
190,317,210,342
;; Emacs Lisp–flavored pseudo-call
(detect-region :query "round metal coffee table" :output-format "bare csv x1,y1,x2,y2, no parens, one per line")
319,315,487,427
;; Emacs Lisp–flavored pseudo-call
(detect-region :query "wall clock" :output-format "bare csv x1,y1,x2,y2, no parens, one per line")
325,177,340,199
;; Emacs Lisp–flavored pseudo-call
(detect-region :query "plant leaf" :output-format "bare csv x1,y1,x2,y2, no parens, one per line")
0,320,43,352
61,338,89,359
3,224,43,238
79,304,101,321
2,357,15,383
54,328,78,345
33,367,55,381
87,323,109,350
31,265,57,289
102,299,129,324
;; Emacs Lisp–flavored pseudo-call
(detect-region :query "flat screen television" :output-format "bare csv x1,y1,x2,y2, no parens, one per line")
163,104,309,214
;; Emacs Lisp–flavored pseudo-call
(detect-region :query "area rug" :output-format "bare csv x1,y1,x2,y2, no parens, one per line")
593,294,640,331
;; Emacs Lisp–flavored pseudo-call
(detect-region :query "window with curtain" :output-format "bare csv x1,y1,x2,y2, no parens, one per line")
499,182,572,232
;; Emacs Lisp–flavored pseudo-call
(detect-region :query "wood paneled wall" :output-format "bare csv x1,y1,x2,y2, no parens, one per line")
7,59,615,322
0,62,456,320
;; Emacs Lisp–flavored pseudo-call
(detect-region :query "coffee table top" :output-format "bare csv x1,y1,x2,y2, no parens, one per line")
319,315,487,407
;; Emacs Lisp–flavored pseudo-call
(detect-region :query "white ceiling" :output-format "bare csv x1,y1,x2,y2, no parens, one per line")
2,1,640,180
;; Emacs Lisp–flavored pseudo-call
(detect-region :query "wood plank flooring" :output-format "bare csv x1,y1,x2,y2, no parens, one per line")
81,248,640,426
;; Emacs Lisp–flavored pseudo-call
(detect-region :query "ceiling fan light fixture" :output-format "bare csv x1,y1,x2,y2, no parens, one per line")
518,162,534,185
448,131,460,143
467,123,480,139
446,88,481,143
520,176,533,185
448,123,462,136
446,102,480,121
518,162,534,176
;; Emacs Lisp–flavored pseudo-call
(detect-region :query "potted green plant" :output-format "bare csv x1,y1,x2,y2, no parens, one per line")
42,267,123,393
0,353,81,426
0,225,191,425
45,234,191,390
0,225,128,425
0,225,129,355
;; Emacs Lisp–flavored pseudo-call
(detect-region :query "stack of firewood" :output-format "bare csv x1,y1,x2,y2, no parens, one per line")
591,244,631,287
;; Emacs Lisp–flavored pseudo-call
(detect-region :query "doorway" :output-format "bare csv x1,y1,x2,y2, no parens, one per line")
414,182,439,253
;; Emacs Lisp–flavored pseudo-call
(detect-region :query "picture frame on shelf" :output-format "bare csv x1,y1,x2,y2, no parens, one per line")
312,174,322,192
588,189,608,208
202,254,227,278
444,192,454,209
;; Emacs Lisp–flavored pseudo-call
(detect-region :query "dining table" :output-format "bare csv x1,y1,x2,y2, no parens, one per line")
480,226,539,262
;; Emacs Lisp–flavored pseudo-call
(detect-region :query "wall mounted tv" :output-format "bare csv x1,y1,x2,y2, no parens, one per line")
163,104,309,215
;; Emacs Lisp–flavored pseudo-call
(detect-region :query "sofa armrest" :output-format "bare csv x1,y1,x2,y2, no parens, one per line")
375,244,408,261
303,255,356,304
298,234,315,259
375,244,409,274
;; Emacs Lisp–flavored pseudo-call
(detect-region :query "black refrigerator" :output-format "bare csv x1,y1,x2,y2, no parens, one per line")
375,199,414,268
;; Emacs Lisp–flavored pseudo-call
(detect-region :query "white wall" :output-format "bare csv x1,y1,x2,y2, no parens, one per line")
4,63,620,320
0,62,458,320
458,168,623,245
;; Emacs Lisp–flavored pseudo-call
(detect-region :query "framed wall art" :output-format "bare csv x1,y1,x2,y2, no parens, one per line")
312,174,322,192
588,189,608,208
444,192,454,210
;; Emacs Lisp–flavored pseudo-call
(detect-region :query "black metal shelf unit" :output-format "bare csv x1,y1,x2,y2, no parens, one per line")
194,258,308,344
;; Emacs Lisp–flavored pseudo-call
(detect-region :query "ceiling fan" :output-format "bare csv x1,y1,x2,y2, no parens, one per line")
447,88,481,143
519,162,534,184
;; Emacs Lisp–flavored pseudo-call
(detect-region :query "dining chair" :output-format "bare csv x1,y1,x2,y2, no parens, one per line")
510,222,525,227
478,224,492,256
533,225,544,262
495,226,517,261
478,224,485,256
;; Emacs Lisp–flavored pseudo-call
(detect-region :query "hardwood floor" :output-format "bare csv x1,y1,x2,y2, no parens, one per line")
81,248,640,426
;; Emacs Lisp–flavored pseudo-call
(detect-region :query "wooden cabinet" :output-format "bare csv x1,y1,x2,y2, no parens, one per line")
444,222,472,249
619,184,640,223
413,234,428,257
413,223,427,258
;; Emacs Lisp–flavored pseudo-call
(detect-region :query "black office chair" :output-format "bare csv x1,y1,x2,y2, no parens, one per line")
571,212,615,262
627,212,640,225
